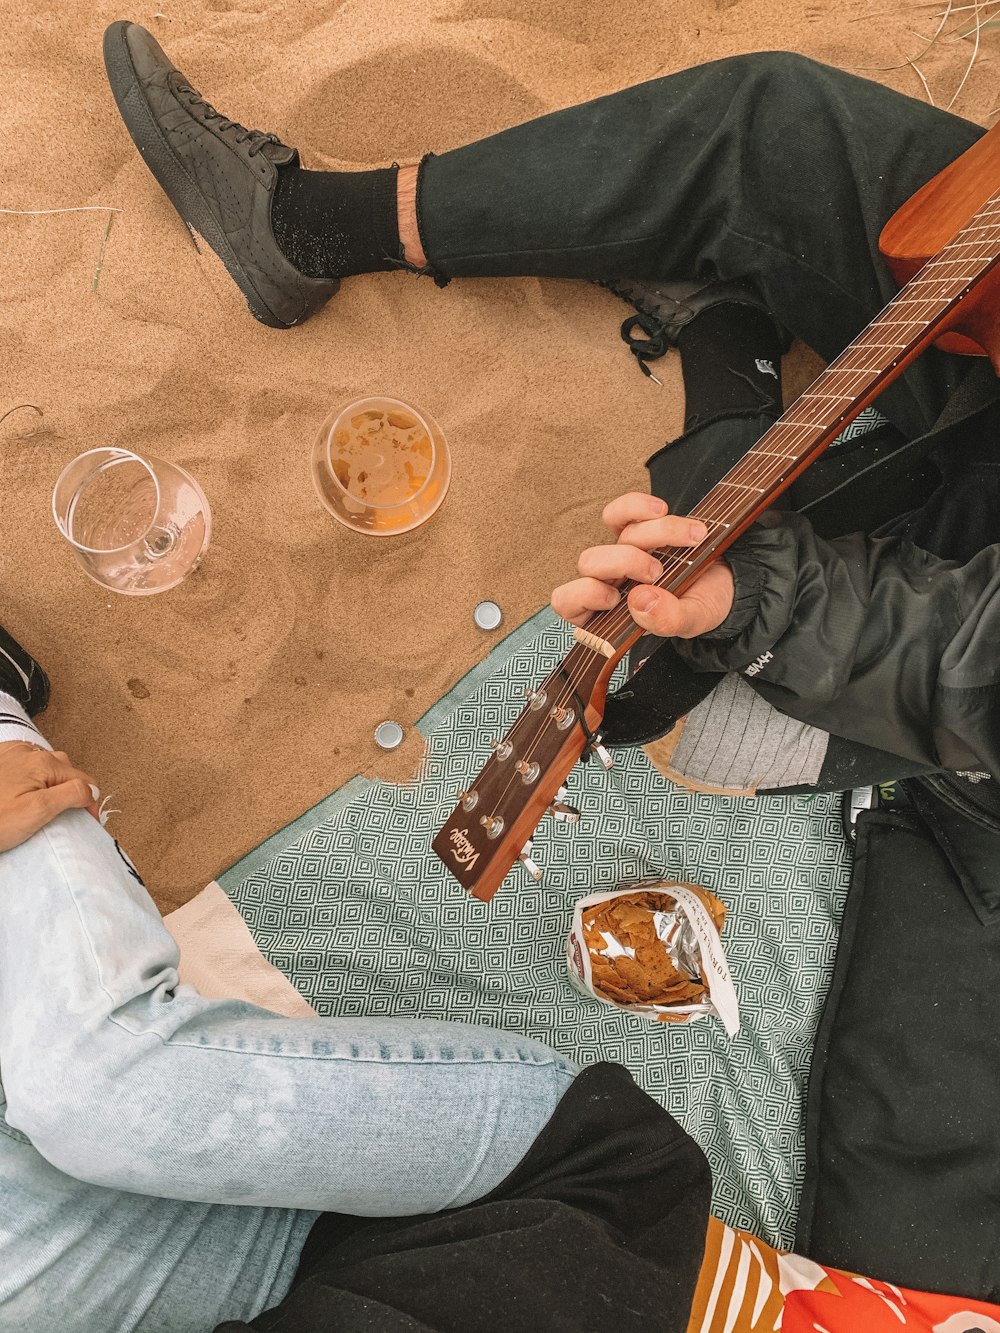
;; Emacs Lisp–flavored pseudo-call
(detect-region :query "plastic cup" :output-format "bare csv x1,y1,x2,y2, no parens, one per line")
311,396,450,535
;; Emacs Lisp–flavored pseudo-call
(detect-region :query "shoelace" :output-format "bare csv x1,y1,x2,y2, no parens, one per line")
619,311,671,381
176,81,281,157
595,279,673,382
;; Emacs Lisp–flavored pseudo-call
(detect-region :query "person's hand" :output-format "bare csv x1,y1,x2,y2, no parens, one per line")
0,741,100,853
551,492,736,639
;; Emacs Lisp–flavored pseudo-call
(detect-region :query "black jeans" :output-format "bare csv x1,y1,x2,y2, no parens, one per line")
421,51,985,443
422,52,1000,785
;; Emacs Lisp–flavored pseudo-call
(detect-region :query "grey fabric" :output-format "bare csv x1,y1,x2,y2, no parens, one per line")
670,675,829,791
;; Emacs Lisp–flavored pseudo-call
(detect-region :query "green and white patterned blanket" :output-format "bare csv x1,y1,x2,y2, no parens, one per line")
220,609,851,1248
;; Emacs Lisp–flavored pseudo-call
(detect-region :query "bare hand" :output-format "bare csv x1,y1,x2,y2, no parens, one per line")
0,741,100,853
551,492,735,639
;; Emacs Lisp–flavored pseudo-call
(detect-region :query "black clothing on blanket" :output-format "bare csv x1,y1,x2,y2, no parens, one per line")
796,792,1000,1299
213,1062,711,1333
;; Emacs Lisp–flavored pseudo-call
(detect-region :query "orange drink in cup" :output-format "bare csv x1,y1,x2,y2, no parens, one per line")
311,397,450,535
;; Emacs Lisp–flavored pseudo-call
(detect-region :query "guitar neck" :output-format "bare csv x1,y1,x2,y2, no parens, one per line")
574,188,1000,666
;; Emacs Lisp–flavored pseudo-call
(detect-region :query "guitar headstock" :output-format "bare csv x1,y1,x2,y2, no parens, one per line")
432,650,609,901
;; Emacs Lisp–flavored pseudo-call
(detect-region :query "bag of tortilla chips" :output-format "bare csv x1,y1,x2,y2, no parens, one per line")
566,879,740,1036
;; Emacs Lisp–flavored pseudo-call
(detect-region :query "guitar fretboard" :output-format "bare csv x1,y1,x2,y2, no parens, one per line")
578,187,1000,657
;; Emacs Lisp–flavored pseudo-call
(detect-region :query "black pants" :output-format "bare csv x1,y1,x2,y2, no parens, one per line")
421,51,983,445
217,1064,711,1333
421,50,1000,556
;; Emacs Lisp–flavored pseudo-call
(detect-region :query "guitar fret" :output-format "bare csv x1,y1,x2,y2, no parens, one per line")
940,237,995,249
906,277,965,288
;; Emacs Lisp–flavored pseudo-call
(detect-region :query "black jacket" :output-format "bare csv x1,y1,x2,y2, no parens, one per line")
678,510,1000,779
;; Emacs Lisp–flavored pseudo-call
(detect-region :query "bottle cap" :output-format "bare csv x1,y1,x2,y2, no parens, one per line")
374,721,404,750
473,600,503,631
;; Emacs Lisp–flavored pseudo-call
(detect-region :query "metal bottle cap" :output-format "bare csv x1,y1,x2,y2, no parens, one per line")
474,600,503,631
374,721,404,750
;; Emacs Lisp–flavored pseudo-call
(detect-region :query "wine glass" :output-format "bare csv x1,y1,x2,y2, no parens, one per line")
311,396,451,535
52,447,212,595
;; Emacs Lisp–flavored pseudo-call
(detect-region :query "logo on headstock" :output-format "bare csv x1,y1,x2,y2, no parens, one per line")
448,827,480,871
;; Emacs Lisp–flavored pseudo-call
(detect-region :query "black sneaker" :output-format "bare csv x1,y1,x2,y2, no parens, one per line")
0,625,50,717
103,20,340,329
598,276,790,379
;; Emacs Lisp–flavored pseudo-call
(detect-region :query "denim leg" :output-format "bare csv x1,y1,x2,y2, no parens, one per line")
0,810,577,1216
419,51,983,442
0,1108,314,1332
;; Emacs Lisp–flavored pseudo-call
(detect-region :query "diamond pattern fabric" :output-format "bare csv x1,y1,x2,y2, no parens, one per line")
220,610,851,1247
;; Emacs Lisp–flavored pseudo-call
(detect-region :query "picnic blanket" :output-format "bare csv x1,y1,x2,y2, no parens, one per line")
218,609,852,1247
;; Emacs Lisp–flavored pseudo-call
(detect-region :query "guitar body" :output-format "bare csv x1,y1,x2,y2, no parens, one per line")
881,119,1000,367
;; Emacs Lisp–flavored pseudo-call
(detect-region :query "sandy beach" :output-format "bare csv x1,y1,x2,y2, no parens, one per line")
1,0,996,911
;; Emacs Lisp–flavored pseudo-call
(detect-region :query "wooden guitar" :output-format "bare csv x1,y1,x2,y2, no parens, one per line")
433,121,1000,903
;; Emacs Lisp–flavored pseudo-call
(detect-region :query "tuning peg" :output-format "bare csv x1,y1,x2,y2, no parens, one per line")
479,813,505,840
456,788,479,812
548,800,581,824
490,737,513,761
523,687,548,711
584,734,614,770
518,840,543,882
548,704,575,731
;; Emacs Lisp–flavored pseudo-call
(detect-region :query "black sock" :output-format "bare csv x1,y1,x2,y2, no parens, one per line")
676,302,783,433
270,163,401,279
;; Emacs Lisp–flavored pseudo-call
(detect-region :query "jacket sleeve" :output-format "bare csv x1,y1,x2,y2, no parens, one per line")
675,510,1000,774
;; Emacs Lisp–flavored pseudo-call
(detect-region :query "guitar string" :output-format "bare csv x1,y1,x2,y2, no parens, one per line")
468,227,1000,833
473,237,1000,831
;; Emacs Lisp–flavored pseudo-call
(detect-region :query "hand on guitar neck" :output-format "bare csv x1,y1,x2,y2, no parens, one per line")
550,492,736,642
432,493,737,904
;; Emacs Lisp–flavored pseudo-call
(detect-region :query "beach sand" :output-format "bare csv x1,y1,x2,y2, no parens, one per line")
1,0,996,912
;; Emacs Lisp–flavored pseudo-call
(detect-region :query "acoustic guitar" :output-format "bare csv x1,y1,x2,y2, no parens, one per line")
433,121,1000,903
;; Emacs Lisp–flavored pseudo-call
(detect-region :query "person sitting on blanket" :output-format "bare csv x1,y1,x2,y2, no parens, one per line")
2,22,999,1333
2,639,1000,1333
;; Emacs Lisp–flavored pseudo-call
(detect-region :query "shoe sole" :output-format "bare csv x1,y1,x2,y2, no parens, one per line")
103,20,296,329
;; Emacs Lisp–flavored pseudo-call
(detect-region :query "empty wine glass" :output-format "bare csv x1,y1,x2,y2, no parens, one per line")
311,396,451,535
52,447,212,595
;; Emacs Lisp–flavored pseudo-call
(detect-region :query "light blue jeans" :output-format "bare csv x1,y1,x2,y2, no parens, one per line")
0,809,578,1332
